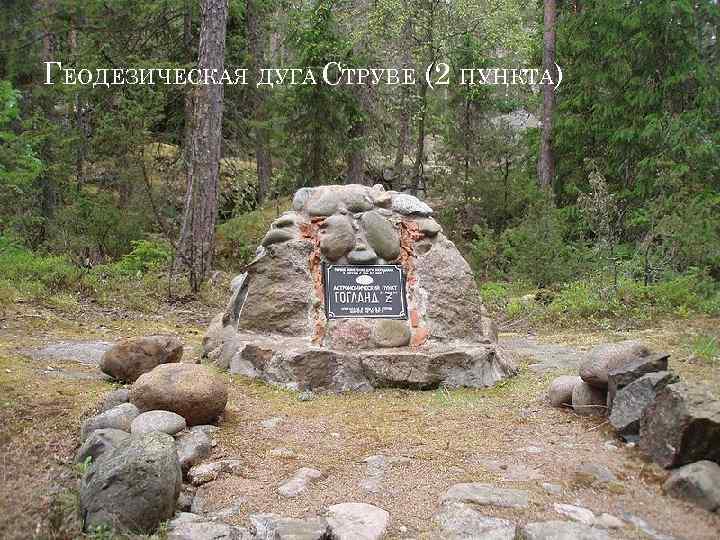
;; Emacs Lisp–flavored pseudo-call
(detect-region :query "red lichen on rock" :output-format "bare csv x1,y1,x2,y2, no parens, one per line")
301,220,327,344
411,327,429,347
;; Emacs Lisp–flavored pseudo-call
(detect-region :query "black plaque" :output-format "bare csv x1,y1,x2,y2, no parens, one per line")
324,264,408,320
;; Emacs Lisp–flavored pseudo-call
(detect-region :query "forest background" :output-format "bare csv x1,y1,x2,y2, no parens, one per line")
0,0,719,340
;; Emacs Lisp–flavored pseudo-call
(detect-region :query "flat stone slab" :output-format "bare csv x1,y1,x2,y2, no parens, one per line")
224,332,516,393
500,336,585,373
442,483,530,509
28,341,112,365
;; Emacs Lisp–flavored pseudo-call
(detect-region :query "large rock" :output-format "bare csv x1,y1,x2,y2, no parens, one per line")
548,375,582,407
207,185,511,392
608,371,678,439
100,335,183,383
80,432,182,534
639,382,720,468
75,428,130,464
80,403,139,441
326,503,390,540
571,382,607,416
607,353,670,411
663,460,720,512
518,521,609,540
579,341,651,389
130,364,227,426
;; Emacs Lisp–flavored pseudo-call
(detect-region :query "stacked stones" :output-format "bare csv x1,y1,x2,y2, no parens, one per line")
77,336,228,534
204,184,516,392
548,340,720,514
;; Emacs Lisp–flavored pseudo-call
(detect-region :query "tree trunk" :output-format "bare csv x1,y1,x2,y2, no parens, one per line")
178,0,228,292
411,79,427,195
246,0,272,205
345,119,367,185
537,0,557,190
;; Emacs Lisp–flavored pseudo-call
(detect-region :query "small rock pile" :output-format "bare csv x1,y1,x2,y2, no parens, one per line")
548,339,720,514
75,335,394,539
77,336,227,534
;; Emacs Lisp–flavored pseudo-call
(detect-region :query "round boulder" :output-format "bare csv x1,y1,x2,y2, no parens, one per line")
130,364,228,426
80,431,182,534
548,375,582,407
572,382,607,416
131,410,187,436
100,335,183,383
579,340,650,389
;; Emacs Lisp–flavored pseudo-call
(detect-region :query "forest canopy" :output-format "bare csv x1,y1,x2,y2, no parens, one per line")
0,0,719,323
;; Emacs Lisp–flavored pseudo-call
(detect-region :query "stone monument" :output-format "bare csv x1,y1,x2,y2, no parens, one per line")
203,184,516,392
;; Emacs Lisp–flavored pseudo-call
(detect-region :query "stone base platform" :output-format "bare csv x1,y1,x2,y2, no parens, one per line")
211,332,517,393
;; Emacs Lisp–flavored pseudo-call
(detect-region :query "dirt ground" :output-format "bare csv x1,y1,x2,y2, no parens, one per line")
0,300,719,539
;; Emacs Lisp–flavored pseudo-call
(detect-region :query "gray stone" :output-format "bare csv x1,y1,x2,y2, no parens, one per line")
347,247,378,264
361,210,401,261
293,187,313,211
80,432,182,534
188,459,242,486
361,454,410,493
639,382,720,468
97,388,130,413
131,410,187,435
663,460,720,512
391,193,433,216
579,340,651,389
416,217,441,237
553,504,595,525
548,375,582,407
261,416,283,429
177,485,196,512
607,353,671,411
29,340,112,365
622,514,677,540
176,429,212,472
609,371,678,438
442,483,529,509
130,364,228,426
326,502,390,540
263,227,296,247
342,184,374,212
542,483,562,495
371,320,411,348
100,335,183,383
575,463,617,484
250,513,330,540
307,189,342,217
75,428,130,464
319,214,355,261
434,502,516,539
518,521,609,540
572,382,607,416
167,513,250,540
234,240,315,337
81,403,139,442
594,514,623,529
278,467,322,497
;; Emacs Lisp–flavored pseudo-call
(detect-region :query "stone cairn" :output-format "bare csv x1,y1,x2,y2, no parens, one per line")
203,183,516,392
548,340,720,514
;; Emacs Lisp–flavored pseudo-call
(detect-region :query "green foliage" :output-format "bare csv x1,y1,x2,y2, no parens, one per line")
110,240,172,277
689,335,720,365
